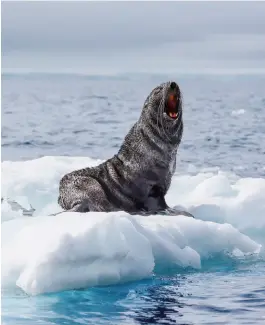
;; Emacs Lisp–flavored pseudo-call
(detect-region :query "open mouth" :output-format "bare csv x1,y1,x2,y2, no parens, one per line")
165,93,179,120
164,81,180,120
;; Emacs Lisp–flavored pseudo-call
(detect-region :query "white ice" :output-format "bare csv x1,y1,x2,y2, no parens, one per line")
1,156,264,295
231,108,245,116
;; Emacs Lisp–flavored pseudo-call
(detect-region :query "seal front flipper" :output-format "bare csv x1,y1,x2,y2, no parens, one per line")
145,185,168,212
147,186,194,217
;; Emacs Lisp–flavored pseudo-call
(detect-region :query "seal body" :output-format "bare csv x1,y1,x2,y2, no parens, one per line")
58,81,187,215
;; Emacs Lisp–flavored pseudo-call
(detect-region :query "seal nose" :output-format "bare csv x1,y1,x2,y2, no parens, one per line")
170,82,177,90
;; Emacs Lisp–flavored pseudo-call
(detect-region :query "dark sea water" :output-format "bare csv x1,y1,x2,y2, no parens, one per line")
2,73,265,176
1,73,265,325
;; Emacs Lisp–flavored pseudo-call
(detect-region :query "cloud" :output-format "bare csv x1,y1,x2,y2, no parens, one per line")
2,1,265,74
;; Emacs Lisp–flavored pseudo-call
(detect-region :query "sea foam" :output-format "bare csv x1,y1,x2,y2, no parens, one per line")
1,156,264,295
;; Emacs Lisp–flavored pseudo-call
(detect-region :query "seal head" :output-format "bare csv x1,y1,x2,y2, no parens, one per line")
139,81,183,146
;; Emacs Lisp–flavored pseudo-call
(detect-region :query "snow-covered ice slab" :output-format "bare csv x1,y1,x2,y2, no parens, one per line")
2,211,261,295
1,156,264,295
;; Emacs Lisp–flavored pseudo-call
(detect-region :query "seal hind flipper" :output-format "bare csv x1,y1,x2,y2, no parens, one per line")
164,207,194,218
70,199,90,212
58,174,115,212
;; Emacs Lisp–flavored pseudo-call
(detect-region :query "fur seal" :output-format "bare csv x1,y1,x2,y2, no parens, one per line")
58,81,193,217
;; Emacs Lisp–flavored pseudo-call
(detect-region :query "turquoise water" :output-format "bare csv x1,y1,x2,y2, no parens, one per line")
2,260,265,324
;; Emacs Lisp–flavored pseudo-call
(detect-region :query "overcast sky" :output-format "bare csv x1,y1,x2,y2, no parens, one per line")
2,1,265,74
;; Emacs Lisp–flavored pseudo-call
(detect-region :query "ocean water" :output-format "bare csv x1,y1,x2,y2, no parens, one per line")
2,74,265,177
1,73,265,324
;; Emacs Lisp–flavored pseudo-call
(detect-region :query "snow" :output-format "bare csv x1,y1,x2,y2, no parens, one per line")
1,156,264,295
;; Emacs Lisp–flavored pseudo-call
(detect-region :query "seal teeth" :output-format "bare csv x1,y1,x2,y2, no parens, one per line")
169,112,178,118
